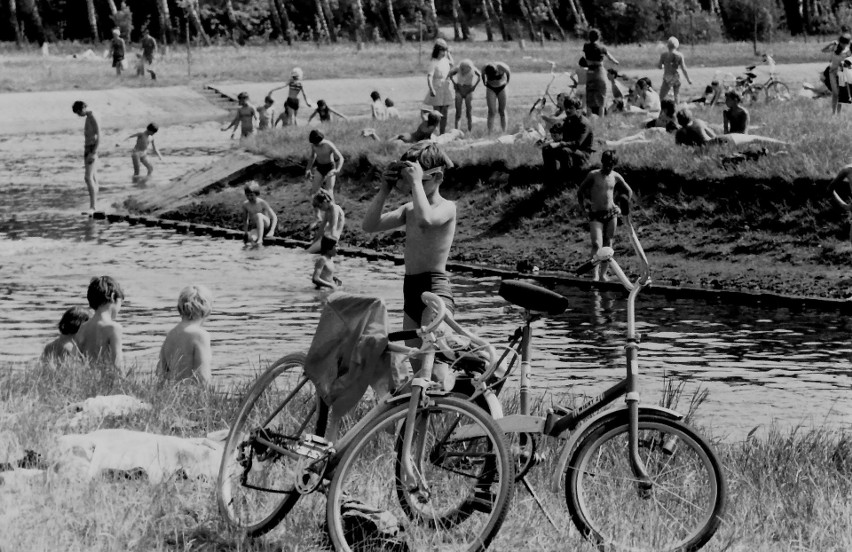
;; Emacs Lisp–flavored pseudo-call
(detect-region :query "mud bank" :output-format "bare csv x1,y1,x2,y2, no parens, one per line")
137,153,852,302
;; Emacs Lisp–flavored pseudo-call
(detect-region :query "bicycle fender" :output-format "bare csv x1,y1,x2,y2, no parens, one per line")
549,405,683,493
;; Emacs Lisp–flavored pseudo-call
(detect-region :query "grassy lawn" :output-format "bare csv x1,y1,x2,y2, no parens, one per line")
0,37,830,93
1,359,849,551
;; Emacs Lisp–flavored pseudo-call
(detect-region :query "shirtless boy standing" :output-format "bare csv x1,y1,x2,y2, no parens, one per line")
305,129,344,201
241,181,278,247
72,100,99,213
42,306,90,363
310,190,345,290
257,96,275,131
127,123,163,182
362,142,456,383
576,150,633,281
221,92,259,139
157,285,213,385
74,276,125,369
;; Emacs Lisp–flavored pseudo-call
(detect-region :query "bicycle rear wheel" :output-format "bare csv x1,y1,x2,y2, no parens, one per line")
565,414,726,552
327,395,514,552
217,352,329,536
765,81,790,101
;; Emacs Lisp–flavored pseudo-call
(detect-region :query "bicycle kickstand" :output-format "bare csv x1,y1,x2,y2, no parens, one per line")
520,475,559,531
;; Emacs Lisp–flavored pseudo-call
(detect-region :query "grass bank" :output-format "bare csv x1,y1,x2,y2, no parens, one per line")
148,97,852,299
1,360,850,551
0,38,828,93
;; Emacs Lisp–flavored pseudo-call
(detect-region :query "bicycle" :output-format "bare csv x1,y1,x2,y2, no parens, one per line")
446,211,727,551
216,292,515,552
733,63,790,104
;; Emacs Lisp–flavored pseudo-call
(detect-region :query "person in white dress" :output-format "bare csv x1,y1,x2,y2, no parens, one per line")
424,38,455,135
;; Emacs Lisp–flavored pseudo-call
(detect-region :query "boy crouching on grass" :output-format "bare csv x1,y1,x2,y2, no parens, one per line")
74,276,125,370
362,141,456,389
577,150,633,281
157,285,213,385
241,181,278,247
42,306,90,363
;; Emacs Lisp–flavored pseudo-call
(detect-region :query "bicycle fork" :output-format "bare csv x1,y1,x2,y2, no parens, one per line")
398,353,437,499
625,339,652,494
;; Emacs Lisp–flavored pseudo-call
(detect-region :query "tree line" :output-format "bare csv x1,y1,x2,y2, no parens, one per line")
0,0,847,47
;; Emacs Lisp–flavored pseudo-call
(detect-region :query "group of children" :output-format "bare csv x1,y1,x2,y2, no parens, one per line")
42,277,214,385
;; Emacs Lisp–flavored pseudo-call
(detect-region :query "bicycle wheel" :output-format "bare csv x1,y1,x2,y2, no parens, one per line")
765,81,790,101
326,395,514,552
565,415,726,552
217,352,329,536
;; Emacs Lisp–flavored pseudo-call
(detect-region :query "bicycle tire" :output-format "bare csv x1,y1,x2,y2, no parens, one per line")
565,414,726,552
217,352,329,536
326,395,514,552
765,81,790,102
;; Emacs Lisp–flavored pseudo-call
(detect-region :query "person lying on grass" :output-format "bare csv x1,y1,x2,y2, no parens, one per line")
158,285,213,385
644,98,678,132
74,276,125,370
674,108,717,146
362,141,456,390
42,306,89,363
241,181,278,247
362,110,443,144
576,150,633,282
722,90,750,134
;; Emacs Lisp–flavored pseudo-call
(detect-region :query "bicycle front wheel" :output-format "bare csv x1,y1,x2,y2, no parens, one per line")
765,81,790,101
326,395,514,552
217,352,329,536
565,415,726,552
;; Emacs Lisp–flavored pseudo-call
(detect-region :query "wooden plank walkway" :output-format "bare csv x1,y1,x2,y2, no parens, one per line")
131,151,270,214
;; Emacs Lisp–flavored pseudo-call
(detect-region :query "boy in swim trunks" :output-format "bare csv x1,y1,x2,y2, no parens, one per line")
362,141,456,385
110,28,125,76
310,190,345,290
74,276,125,370
127,123,163,182
305,129,344,222
221,92,259,139
576,150,633,281
270,68,311,126
658,36,692,104
241,181,278,247
449,59,481,132
72,100,100,213
257,96,275,131
157,284,213,385
42,306,90,363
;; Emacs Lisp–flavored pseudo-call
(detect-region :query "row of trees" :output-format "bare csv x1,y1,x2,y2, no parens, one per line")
0,0,848,46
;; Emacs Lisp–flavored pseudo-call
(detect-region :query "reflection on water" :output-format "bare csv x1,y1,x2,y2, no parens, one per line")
1,214,850,439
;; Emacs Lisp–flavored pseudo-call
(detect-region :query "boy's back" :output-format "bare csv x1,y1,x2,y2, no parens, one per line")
159,322,211,384
42,336,81,363
74,315,121,365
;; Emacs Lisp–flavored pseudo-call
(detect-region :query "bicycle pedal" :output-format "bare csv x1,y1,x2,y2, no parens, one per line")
293,434,335,460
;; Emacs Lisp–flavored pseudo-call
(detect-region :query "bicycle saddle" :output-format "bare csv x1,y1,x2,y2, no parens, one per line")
746,72,758,79
498,280,570,315
746,64,757,71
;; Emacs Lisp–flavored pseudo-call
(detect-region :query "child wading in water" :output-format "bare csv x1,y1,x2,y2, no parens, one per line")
42,306,90,363
577,150,633,281
309,190,346,290
305,129,344,227
158,285,213,385
722,90,750,134
127,123,163,182
271,68,311,126
449,59,481,132
658,36,693,104
241,181,278,247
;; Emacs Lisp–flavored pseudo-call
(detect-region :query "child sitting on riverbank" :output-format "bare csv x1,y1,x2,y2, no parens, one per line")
42,306,90,363
576,150,633,281
127,123,163,182
74,276,125,370
241,181,278,247
309,190,345,290
157,285,213,385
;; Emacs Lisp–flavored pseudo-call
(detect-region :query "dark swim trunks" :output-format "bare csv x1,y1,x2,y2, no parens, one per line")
285,97,300,112
403,271,455,324
485,83,507,95
84,144,98,163
589,206,621,224
320,237,338,256
316,162,334,177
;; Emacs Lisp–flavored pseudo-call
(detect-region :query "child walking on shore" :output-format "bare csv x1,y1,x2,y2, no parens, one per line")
270,68,311,126
658,36,693,104
127,123,163,182
157,285,213,385
74,276,125,369
576,150,633,281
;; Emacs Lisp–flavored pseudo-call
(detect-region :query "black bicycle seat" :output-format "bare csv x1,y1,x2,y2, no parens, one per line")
746,72,758,79
745,64,757,71
498,280,569,315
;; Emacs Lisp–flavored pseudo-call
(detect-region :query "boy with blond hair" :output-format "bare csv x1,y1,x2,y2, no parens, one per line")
241,181,278,247
577,150,633,281
157,285,213,385
74,276,125,369
42,306,90,363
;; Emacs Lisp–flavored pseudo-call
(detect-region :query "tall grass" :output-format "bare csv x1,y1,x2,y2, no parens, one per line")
1,359,849,551
0,38,827,93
